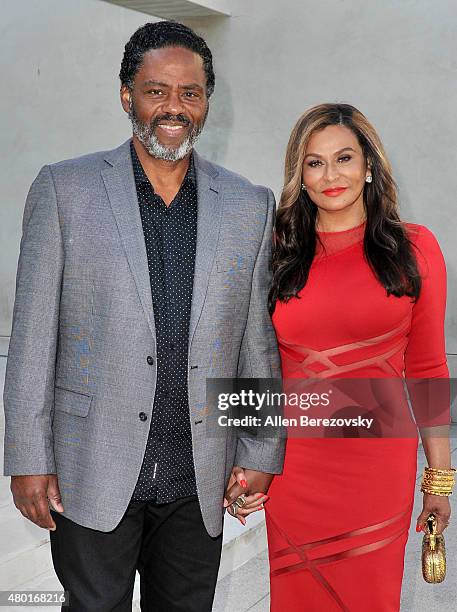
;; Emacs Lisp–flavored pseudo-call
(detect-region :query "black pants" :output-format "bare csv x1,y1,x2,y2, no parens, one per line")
50,496,222,612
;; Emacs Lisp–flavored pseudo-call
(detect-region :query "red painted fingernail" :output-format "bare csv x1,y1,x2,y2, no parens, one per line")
257,505,264,511
240,479,248,488
416,524,422,533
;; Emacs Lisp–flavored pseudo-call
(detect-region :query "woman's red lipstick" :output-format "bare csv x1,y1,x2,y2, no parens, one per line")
322,187,347,197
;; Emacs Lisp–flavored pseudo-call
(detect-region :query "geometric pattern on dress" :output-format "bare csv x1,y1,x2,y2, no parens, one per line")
267,506,412,611
278,317,410,379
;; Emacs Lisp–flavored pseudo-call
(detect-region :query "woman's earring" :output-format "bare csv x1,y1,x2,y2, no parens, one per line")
365,175,372,183
301,183,307,191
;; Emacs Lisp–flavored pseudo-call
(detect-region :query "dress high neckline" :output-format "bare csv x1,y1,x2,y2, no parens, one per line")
315,221,366,257
316,220,366,234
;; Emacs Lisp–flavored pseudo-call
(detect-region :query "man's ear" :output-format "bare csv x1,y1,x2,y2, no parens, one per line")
120,85,131,114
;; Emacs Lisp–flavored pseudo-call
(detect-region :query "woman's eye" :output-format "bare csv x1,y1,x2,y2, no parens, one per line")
308,160,322,168
338,155,352,162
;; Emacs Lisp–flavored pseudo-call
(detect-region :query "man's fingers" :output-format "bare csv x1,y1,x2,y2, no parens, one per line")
47,483,64,513
16,504,31,521
224,482,244,507
31,494,56,530
15,499,54,529
10,475,59,530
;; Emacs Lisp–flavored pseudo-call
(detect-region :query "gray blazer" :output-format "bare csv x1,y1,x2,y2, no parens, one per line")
3,139,284,536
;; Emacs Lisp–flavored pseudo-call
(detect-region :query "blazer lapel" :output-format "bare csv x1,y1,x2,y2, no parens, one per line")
189,151,222,347
101,139,156,342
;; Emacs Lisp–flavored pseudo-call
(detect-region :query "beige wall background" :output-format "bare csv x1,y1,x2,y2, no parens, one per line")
1,0,456,370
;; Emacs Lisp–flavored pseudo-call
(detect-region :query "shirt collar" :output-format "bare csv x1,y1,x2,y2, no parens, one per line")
130,140,196,190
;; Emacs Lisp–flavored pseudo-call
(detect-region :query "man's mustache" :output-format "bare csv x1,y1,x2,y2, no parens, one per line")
151,114,192,128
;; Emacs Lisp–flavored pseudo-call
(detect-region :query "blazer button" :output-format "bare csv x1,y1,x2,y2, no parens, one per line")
146,356,154,365
139,412,148,421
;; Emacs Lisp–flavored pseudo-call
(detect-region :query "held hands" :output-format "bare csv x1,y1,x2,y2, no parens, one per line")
416,494,451,535
223,466,273,526
11,474,64,531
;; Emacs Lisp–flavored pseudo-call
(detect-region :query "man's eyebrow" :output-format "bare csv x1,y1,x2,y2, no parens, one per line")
181,83,204,90
304,147,357,159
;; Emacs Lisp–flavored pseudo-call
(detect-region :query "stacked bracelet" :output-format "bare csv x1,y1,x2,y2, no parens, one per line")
421,467,456,496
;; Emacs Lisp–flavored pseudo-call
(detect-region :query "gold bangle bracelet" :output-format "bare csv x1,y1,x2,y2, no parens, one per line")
424,467,456,475
422,479,455,486
421,467,456,498
421,489,453,497
421,480,454,487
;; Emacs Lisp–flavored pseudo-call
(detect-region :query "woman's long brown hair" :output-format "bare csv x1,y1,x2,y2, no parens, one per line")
269,103,421,313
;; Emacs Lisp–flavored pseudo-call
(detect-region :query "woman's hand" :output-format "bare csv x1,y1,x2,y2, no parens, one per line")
224,466,269,526
416,493,451,534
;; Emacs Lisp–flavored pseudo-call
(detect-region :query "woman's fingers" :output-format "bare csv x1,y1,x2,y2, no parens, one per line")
223,467,249,508
234,467,248,490
226,492,270,525
234,493,269,517
417,494,451,534
434,510,451,534
226,503,247,525
243,492,269,510
225,467,270,525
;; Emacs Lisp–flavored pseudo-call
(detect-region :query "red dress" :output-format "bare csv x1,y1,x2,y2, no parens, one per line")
265,222,449,611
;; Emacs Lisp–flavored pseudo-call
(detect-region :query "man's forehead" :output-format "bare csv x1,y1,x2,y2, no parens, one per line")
135,47,205,83
140,46,204,69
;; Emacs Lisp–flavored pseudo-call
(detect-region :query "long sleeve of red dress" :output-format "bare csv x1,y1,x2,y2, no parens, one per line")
405,226,450,428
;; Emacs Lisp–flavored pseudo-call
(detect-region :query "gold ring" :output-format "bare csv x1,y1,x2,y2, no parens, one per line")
234,494,247,509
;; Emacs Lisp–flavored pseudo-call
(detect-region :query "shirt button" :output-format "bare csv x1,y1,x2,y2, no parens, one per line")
139,412,148,422
147,356,154,365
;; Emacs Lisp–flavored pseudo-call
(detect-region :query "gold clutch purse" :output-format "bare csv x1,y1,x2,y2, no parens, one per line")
422,514,446,583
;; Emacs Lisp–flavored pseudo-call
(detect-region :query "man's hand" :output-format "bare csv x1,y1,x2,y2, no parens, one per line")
11,474,64,531
223,467,274,525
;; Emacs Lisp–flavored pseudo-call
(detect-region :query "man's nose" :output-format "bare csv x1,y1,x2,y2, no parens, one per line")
161,89,185,116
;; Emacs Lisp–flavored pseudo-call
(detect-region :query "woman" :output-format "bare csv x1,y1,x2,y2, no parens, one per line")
232,103,454,611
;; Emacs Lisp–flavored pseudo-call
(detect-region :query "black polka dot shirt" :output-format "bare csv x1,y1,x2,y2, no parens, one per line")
130,141,198,503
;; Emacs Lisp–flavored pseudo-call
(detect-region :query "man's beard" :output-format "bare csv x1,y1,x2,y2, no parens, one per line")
128,98,207,162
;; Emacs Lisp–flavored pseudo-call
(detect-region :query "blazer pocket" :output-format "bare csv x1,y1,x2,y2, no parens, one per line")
54,386,93,417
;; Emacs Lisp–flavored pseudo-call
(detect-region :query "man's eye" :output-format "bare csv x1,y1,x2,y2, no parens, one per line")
184,91,198,98
308,160,322,168
147,89,163,95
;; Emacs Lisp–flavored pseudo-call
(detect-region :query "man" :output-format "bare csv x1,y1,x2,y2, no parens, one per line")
3,21,284,611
